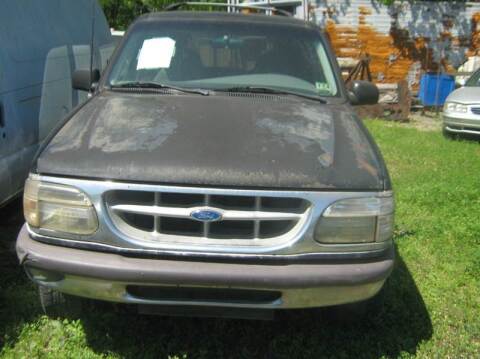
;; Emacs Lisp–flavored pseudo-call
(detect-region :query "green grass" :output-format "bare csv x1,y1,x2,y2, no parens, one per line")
1,120,479,358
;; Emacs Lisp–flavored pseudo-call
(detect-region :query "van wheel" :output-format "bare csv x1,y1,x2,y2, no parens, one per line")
327,286,386,323
38,285,84,319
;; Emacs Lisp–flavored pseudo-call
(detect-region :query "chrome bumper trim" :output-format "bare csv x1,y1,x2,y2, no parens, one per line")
445,125,480,135
28,226,393,263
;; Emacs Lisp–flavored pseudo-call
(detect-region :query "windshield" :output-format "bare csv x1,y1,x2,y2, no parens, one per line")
466,68,480,87
107,20,339,98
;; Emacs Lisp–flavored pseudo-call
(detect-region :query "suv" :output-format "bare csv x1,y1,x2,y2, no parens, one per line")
16,8,394,319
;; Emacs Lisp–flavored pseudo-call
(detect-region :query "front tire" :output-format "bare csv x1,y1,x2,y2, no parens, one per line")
38,285,84,319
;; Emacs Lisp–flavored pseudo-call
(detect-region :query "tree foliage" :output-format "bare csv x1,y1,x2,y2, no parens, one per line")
100,0,243,29
99,0,176,29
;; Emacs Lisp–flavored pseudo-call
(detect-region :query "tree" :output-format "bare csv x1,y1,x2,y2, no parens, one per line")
100,0,218,29
99,0,169,29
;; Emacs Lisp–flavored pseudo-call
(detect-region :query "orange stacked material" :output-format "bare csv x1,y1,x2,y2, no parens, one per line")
325,7,480,88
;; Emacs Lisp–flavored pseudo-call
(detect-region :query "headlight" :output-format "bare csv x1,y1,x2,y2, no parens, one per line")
314,193,394,244
24,178,98,235
444,102,468,114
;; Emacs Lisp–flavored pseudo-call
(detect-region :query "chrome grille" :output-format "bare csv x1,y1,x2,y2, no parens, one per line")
471,107,480,115
105,190,310,244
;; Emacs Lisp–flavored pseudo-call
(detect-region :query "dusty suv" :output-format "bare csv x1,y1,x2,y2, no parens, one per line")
16,10,394,319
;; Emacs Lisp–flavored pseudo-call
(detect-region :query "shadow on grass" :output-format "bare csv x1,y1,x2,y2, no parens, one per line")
446,132,480,143
0,199,40,350
79,251,432,359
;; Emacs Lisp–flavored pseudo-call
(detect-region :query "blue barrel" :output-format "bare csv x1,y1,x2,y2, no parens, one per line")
418,73,455,106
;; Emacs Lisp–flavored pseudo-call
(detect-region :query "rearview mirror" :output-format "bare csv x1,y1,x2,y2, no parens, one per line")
72,69,100,92
348,81,379,106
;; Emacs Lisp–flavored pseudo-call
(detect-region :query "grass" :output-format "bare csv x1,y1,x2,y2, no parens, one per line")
0,120,479,358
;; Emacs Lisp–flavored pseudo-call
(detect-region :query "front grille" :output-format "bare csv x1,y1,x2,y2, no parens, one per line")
471,107,480,115
105,190,310,245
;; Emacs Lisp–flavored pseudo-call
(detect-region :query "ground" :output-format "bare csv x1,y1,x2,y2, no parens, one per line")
0,119,479,358
397,111,443,132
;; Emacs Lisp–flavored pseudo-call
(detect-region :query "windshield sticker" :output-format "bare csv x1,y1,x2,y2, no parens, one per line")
315,82,330,93
137,37,176,70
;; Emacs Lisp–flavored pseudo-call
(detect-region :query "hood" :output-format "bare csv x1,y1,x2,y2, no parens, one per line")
36,91,385,190
446,86,480,104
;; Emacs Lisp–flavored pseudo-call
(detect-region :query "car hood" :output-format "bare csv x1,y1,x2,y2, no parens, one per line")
36,91,386,190
446,86,480,104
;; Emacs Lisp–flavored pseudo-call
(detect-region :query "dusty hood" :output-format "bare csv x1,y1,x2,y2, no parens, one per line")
37,91,385,190
446,86,480,104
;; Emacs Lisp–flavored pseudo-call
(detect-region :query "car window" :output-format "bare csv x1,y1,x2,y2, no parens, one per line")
108,20,339,97
466,69,480,87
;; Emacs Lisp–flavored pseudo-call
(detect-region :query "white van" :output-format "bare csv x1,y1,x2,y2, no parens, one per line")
0,0,114,205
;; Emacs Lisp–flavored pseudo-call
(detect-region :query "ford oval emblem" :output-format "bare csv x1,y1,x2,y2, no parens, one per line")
190,208,223,222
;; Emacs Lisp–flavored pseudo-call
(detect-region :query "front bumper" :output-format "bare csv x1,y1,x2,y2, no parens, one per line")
17,225,394,309
443,114,480,135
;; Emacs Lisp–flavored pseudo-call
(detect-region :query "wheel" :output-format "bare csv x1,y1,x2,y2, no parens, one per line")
326,286,386,323
38,285,84,319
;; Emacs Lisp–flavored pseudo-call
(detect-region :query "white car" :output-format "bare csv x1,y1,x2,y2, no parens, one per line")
443,68,480,137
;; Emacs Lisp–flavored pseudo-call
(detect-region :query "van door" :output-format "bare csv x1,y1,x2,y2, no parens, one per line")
0,98,16,205
0,48,9,203
0,96,6,163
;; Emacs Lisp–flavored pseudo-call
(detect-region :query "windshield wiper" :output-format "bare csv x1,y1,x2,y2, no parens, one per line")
110,82,210,96
215,86,327,103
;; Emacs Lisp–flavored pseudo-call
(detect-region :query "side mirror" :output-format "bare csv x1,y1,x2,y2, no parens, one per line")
457,77,466,87
348,80,379,105
72,69,100,92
